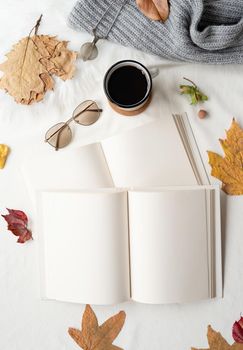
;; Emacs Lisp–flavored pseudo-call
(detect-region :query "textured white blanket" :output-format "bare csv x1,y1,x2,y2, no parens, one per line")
0,1,243,350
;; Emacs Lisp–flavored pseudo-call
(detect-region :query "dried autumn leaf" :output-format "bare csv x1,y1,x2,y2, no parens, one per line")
192,325,243,350
34,35,77,80
208,119,243,195
1,208,32,243
68,305,126,350
136,0,169,21
0,16,77,105
0,37,50,104
0,144,9,169
233,317,243,343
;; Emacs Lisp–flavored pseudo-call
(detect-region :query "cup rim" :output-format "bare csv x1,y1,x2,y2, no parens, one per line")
103,60,152,109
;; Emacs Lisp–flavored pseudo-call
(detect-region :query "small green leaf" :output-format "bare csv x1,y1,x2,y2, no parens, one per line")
179,78,208,106
180,85,194,94
190,93,197,105
201,94,208,101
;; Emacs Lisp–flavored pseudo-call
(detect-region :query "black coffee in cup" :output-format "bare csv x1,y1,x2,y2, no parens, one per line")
104,60,152,116
107,65,148,106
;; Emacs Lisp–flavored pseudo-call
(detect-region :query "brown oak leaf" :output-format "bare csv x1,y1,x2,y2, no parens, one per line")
34,35,76,80
136,0,170,21
0,17,77,105
208,118,243,195
68,305,126,350
192,325,243,350
0,37,51,104
1,208,32,243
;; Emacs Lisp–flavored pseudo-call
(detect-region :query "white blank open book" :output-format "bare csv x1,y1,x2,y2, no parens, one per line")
38,186,221,305
22,114,210,204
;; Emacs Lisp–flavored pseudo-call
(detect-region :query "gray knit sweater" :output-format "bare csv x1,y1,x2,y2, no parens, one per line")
68,0,243,64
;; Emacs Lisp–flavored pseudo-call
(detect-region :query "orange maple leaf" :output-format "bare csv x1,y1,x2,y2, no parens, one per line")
68,305,126,350
192,325,243,350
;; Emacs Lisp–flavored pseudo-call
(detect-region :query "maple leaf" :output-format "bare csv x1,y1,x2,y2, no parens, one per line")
1,208,32,243
191,325,243,350
208,119,243,195
0,16,77,105
68,305,126,350
136,0,170,22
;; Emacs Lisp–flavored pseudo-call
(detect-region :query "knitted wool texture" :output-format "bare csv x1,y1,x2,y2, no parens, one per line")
68,0,243,64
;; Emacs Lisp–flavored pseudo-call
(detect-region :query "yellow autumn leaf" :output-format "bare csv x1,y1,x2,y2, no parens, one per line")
208,119,243,195
0,144,9,169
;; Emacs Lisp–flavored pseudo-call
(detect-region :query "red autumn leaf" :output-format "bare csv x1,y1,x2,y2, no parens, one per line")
1,208,32,244
16,228,32,244
2,208,28,225
233,317,243,343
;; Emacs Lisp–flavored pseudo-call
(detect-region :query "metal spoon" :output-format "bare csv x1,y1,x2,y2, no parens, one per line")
80,30,100,61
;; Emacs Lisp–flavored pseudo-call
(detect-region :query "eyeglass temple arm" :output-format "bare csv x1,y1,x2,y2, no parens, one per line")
72,108,103,122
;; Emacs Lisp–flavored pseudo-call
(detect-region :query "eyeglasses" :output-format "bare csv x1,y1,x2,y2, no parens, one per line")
45,100,102,150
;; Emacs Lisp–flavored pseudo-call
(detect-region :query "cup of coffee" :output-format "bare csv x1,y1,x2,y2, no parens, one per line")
104,60,156,116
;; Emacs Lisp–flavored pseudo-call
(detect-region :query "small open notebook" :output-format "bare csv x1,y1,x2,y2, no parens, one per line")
38,186,221,305
22,114,209,203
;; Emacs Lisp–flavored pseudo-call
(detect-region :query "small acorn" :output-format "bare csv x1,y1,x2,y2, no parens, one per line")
198,109,207,119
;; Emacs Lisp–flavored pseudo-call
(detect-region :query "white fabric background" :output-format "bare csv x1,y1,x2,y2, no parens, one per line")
1,1,243,349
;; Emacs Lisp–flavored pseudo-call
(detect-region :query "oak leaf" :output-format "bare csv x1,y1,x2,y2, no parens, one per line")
34,35,76,80
0,17,77,105
191,325,243,350
136,0,169,21
68,305,126,350
1,208,33,243
208,119,243,195
0,37,50,104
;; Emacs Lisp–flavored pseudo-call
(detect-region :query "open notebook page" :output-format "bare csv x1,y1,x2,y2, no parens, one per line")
128,187,220,304
101,118,198,187
38,189,130,305
22,144,113,204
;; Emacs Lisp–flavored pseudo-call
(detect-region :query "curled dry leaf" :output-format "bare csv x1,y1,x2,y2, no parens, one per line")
0,144,9,169
136,0,170,21
34,35,76,81
208,118,243,195
233,317,243,343
0,17,77,105
192,325,243,350
68,304,126,350
1,208,33,243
